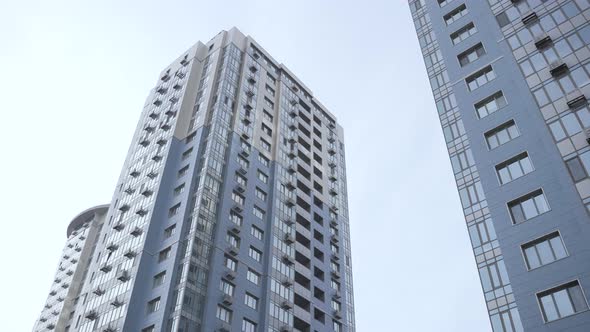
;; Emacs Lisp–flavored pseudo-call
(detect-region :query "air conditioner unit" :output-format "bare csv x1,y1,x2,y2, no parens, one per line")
521,11,538,25
227,245,239,256
549,60,568,77
281,300,293,309
225,270,237,280
534,35,552,50
222,294,233,305
566,90,588,110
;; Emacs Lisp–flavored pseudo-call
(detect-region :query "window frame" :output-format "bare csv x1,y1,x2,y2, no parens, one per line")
520,230,568,271
536,280,589,323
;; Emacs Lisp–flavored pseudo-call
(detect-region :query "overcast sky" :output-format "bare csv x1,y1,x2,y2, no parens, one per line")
0,0,491,331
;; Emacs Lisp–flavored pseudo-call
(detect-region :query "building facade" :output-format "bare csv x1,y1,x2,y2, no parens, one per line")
409,0,590,331
33,28,355,332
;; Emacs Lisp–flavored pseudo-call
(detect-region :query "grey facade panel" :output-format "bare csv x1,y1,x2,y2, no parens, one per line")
410,0,590,331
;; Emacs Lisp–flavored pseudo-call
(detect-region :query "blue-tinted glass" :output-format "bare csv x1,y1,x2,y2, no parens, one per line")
525,246,541,269
541,295,559,321
549,237,567,260
554,289,575,318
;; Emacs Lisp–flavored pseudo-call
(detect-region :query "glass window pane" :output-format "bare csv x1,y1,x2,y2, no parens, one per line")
534,194,549,214
567,158,587,182
508,124,519,138
521,198,539,219
501,312,514,332
520,157,533,174
511,308,524,332
469,225,481,247
562,113,582,136
549,121,566,141
511,205,525,223
525,246,541,269
508,162,524,179
479,267,493,292
540,295,559,321
580,151,590,175
554,289,575,318
568,285,589,312
549,237,567,260
536,241,554,265
499,167,511,184
497,129,510,145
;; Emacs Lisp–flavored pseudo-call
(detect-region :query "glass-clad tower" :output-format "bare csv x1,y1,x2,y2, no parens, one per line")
33,28,355,332
409,0,590,331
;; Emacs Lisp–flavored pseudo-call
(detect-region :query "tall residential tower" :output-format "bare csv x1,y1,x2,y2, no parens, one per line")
34,28,355,332
410,0,590,331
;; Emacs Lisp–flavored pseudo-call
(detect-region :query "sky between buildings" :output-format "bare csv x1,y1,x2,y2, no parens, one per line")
0,0,491,330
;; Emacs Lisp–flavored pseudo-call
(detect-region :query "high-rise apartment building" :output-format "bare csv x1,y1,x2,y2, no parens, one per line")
409,0,590,331
33,28,355,332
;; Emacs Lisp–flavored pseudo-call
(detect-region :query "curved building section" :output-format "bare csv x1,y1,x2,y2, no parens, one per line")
33,205,108,332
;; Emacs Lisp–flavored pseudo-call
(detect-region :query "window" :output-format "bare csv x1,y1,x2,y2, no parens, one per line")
257,170,268,183
216,305,232,323
164,224,176,239
262,124,272,136
495,152,534,184
264,97,274,109
249,246,262,262
479,261,509,293
260,139,271,152
438,0,453,7
251,226,263,241
565,151,590,182
538,281,588,322
229,211,242,226
168,203,181,217
451,22,477,45
246,269,260,285
262,110,273,123
142,325,155,332
258,154,269,167
153,271,166,287
236,173,247,186
265,84,275,96
508,189,550,224
242,319,256,332
458,43,485,67
444,4,467,25
255,187,267,201
485,120,520,149
178,165,189,178
253,206,265,219
466,65,495,91
173,183,185,196
475,91,506,118
232,192,245,206
147,297,161,313
244,293,258,310
182,148,193,160
522,232,567,270
458,181,486,210
225,256,237,271
220,279,235,296
238,156,249,169
267,73,276,84
158,247,171,262
226,233,239,248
